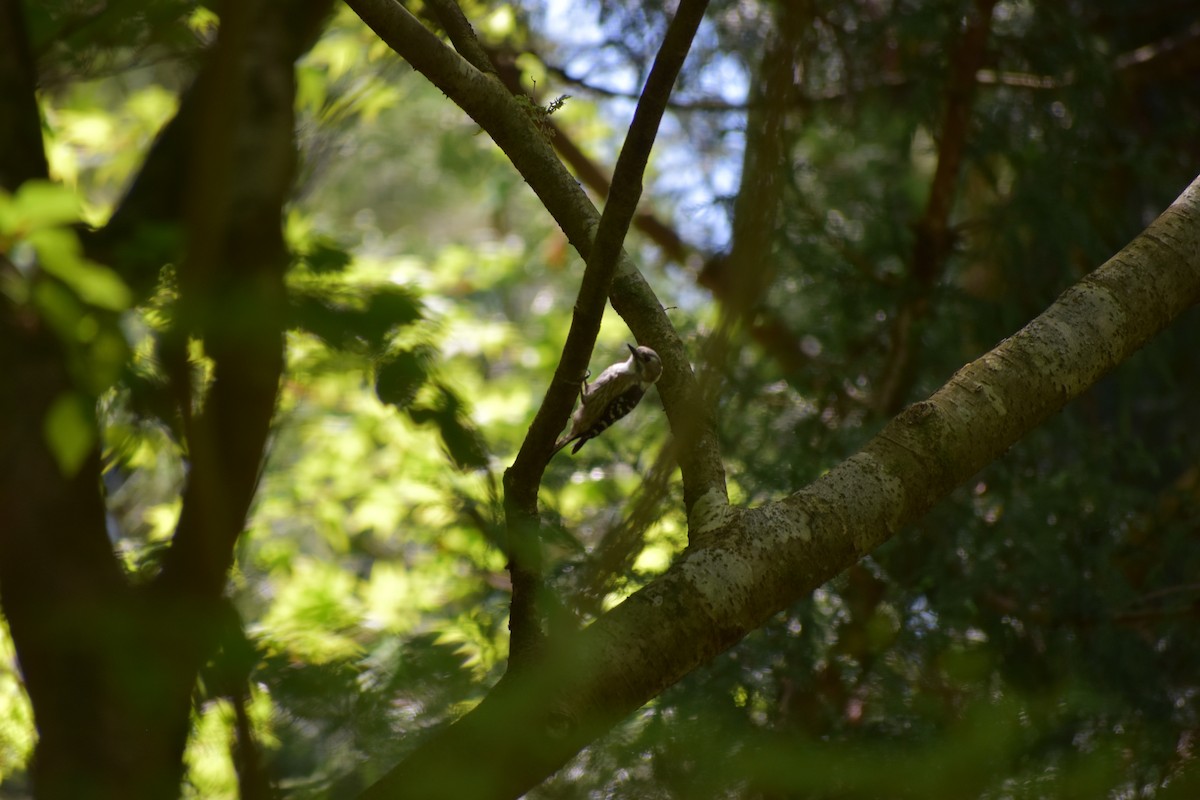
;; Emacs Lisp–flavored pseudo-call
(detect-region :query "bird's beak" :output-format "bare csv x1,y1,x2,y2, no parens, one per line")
626,343,637,356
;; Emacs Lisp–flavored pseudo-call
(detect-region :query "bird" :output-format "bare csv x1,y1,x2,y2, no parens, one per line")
552,344,663,455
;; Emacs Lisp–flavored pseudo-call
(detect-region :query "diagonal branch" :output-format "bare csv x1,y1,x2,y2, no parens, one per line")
345,0,727,516
354,171,1200,800
489,48,822,379
486,47,691,266
424,0,495,74
505,0,710,505
501,0,709,662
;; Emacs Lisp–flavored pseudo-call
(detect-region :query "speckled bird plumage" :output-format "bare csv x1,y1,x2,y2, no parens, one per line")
553,344,662,455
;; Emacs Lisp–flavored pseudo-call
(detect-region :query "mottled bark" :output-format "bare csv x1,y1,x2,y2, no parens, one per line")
357,176,1200,800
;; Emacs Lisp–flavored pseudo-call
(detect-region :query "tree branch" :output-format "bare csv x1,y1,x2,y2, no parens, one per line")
357,173,1200,800
490,48,824,379
425,0,495,75
873,0,998,415
345,0,727,515
0,3,135,794
152,0,336,603
0,0,48,190
501,0,708,664
694,1,801,378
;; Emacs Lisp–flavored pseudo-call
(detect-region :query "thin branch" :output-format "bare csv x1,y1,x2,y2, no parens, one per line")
487,48,691,264
507,0,711,497
543,18,1199,115
425,0,495,75
502,0,710,665
544,62,744,111
345,0,727,514
1115,19,1200,84
494,49,831,382
355,170,1200,800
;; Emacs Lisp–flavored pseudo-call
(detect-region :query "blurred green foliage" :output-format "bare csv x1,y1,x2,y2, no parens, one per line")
2,0,1200,798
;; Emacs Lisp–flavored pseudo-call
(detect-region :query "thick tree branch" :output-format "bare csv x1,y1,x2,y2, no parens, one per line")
153,0,336,602
0,0,48,189
86,0,334,301
357,175,1200,800
345,0,727,515
0,4,134,795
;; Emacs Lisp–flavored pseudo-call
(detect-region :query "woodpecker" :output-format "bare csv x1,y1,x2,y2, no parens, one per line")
552,344,663,455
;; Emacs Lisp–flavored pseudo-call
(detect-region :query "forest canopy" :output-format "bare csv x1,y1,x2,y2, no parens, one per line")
1,0,1199,799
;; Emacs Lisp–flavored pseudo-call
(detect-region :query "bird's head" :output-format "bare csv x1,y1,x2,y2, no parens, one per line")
627,343,663,384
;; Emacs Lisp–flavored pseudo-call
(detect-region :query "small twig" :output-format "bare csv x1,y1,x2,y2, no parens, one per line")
544,63,743,112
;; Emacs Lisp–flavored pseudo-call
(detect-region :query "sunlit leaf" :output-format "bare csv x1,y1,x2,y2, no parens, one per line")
44,391,96,476
0,181,80,234
0,619,35,783
28,228,132,311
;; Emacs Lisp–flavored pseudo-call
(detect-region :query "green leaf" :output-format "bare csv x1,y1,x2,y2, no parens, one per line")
298,237,353,274
405,385,490,471
375,348,431,408
44,392,96,476
0,181,81,234
28,228,132,311
436,411,490,471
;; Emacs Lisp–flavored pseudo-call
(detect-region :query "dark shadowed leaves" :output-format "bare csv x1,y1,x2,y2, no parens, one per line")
375,346,433,409
406,385,491,471
287,283,422,353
